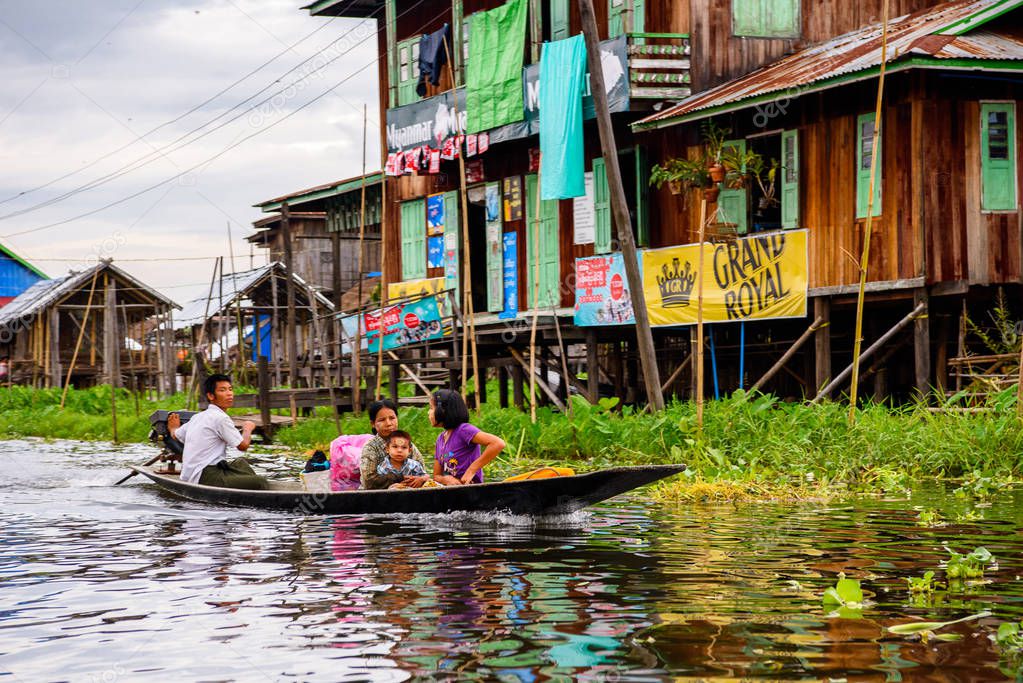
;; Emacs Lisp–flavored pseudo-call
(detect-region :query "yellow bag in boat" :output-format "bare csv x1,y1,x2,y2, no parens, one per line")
504,467,575,482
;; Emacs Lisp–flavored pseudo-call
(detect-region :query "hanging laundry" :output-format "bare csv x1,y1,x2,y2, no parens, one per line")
416,23,450,97
466,0,528,133
539,34,587,200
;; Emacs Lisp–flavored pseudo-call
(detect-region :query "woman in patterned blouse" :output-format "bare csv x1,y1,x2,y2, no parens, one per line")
359,399,429,489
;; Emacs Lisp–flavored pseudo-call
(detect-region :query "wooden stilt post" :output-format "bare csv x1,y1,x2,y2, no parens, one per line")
258,355,272,440
586,329,599,402
188,258,221,410
750,316,825,395
551,304,573,417
48,307,61,389
913,288,931,399
814,301,925,403
529,165,543,423
60,270,100,408
579,0,664,412
352,105,369,414
814,297,832,396
306,284,341,435
121,306,140,417
282,202,298,387
848,0,890,422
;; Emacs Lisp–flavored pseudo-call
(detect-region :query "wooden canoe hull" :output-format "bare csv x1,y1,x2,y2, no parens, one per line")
130,464,686,516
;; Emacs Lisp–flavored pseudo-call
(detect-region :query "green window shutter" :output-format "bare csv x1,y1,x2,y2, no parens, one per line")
718,139,748,234
551,0,570,41
856,112,882,219
635,145,650,246
485,182,504,312
400,199,426,280
442,191,460,294
781,129,799,229
593,157,612,254
526,174,561,309
981,103,1018,211
733,0,799,38
397,36,420,106
452,1,464,85
609,0,644,38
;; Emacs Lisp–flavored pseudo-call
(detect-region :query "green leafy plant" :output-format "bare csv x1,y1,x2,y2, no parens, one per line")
945,546,995,582
822,573,864,610
916,508,945,527
996,620,1023,678
906,570,944,594
965,288,1020,355
887,611,989,643
953,470,1003,501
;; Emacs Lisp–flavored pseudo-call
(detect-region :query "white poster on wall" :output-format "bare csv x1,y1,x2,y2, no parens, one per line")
573,172,595,245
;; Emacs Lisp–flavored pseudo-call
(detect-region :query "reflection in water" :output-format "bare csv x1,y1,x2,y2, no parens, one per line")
1,438,1021,681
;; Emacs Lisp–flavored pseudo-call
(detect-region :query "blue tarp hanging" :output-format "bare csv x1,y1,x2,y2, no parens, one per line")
539,34,587,200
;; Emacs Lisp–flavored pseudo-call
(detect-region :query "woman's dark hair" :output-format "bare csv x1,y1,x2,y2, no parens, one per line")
368,399,399,434
431,389,469,429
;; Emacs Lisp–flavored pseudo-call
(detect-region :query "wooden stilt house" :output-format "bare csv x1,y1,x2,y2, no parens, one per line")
0,260,178,392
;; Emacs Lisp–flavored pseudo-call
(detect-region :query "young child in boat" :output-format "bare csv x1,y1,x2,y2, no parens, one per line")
368,430,428,490
429,389,506,486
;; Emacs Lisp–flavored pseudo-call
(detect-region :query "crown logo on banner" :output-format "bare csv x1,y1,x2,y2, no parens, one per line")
656,258,697,308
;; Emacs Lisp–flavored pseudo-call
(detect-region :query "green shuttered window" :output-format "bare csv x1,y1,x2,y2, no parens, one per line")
781,129,799,229
733,0,799,39
525,174,561,309
592,157,612,254
856,113,882,219
981,103,1018,212
400,199,426,280
609,0,644,38
397,36,420,106
718,139,748,234
551,0,570,41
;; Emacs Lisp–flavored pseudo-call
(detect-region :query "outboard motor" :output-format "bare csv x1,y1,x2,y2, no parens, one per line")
148,410,196,461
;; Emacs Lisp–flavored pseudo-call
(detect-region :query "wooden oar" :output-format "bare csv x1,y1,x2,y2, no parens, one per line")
114,452,164,486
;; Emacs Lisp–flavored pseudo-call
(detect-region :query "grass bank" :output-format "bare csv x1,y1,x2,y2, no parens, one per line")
2,386,1021,500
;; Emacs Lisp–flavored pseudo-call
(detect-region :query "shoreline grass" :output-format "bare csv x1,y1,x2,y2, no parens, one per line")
2,385,1021,500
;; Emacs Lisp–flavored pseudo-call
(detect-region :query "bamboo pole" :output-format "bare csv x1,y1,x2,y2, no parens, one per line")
695,196,708,431
749,316,825,395
443,40,481,411
227,221,246,383
375,134,388,401
59,269,100,409
848,0,890,423
188,257,222,410
353,104,368,414
121,305,140,417
551,302,573,417
529,164,543,423
306,284,341,434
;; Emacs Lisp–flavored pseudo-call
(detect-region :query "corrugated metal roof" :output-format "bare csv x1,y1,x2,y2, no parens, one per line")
174,261,334,330
0,261,176,329
634,0,1023,130
255,172,383,213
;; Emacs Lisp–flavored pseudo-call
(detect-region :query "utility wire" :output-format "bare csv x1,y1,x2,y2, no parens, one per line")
0,7,348,208
1,3,444,238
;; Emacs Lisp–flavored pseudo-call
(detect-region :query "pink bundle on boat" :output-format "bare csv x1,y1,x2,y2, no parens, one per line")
329,434,373,492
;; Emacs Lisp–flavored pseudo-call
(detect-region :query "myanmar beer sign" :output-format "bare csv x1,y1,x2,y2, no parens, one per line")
642,230,808,326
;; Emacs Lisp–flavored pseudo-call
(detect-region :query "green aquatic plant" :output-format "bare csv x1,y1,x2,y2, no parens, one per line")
953,470,1006,501
944,546,995,582
822,574,864,610
905,570,944,595
887,611,990,643
915,508,945,527
996,620,1023,678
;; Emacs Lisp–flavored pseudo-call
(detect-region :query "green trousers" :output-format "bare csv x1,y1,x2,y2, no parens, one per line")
198,458,268,490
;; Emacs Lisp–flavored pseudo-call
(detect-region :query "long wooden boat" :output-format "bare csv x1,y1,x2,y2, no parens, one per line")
130,464,686,516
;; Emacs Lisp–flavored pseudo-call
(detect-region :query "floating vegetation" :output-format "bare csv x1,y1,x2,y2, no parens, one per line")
906,570,944,595
915,508,946,527
887,611,990,643
995,620,1023,678
944,546,996,583
822,573,864,615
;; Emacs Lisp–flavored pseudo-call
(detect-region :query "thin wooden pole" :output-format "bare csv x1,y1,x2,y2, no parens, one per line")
282,202,298,386
578,0,664,411
848,0,890,423
188,257,221,410
227,221,246,383
353,104,368,413
270,265,282,386
749,316,825,394
59,269,100,409
529,164,543,423
551,303,573,417
306,284,341,434
374,148,388,401
443,40,481,411
815,302,925,403
121,305,140,417
695,197,708,430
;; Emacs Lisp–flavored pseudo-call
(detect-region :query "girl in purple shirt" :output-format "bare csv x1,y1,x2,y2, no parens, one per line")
429,389,506,485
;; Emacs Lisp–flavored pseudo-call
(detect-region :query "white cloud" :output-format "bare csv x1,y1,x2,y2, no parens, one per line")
0,0,382,304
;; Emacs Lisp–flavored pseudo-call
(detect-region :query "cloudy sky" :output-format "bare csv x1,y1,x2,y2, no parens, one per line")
0,0,380,305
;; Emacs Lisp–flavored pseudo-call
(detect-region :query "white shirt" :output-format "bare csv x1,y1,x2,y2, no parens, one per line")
174,404,243,483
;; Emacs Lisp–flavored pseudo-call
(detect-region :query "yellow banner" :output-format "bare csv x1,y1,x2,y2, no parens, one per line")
642,230,808,326
387,277,446,303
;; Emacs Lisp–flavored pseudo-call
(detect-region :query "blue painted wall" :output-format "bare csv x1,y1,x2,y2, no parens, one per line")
0,254,45,299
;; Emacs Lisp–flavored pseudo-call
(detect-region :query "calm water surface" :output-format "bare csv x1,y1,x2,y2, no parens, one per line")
1,438,1022,682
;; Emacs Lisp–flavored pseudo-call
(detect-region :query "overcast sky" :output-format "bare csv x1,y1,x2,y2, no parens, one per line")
0,0,380,305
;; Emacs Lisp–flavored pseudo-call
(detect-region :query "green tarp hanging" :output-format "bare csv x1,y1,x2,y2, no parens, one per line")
466,0,528,134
